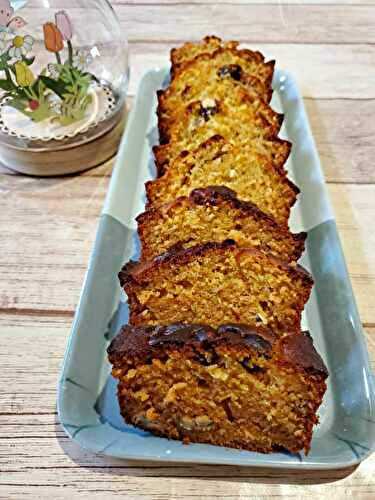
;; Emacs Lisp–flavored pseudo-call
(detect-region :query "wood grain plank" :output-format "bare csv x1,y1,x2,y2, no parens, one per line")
0,179,374,322
304,98,375,184
1,467,374,500
110,4,375,44
1,411,370,482
2,98,374,184
0,327,65,415
23,3,375,44
128,42,375,99
0,311,72,329
330,185,375,315
0,174,110,314
0,159,113,177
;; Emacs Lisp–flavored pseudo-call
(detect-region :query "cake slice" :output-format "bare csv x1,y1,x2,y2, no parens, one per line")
153,92,290,176
138,186,306,262
159,47,275,134
108,323,328,454
120,240,313,335
154,134,290,179
159,86,282,146
158,76,270,144
170,36,274,87
171,35,238,72
147,136,298,226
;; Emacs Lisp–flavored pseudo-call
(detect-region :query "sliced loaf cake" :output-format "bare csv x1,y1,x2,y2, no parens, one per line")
108,323,327,454
170,36,274,85
159,86,282,146
159,46,275,134
120,240,313,335
147,135,298,226
138,186,306,262
171,35,238,72
153,93,290,176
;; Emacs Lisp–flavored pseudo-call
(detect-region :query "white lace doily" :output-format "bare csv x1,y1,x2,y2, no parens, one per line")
0,84,116,141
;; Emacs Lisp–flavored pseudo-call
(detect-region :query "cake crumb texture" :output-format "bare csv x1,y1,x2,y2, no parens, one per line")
120,241,313,336
138,186,306,262
148,135,297,226
108,323,328,454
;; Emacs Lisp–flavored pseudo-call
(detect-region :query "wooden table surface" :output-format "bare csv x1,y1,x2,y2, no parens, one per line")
1,0,375,498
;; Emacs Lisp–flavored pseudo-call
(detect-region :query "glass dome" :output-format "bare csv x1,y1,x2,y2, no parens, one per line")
0,0,129,173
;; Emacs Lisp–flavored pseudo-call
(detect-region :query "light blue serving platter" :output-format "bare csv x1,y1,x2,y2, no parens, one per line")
57,67,375,469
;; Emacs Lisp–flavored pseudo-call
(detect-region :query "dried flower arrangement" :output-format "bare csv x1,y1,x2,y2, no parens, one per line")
0,1,97,126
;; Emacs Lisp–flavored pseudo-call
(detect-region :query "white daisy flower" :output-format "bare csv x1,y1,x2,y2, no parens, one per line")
48,63,60,79
8,34,34,60
72,49,93,72
0,31,11,55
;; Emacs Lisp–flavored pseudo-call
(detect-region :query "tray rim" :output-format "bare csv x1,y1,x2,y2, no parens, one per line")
57,66,375,469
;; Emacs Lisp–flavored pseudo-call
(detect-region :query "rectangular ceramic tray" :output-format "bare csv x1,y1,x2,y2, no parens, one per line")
58,67,375,469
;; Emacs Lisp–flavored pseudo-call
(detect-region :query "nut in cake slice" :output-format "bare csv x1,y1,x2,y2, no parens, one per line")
138,186,306,262
158,46,275,132
148,135,298,226
119,240,313,336
170,35,274,86
153,91,290,176
108,323,328,454
159,85,282,146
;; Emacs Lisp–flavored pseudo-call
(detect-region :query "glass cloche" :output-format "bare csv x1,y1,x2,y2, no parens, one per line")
0,0,129,175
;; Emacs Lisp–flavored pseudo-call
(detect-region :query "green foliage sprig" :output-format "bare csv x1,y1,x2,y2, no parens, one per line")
0,9,97,126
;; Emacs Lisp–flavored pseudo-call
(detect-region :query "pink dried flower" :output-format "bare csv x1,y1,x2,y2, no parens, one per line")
55,10,73,41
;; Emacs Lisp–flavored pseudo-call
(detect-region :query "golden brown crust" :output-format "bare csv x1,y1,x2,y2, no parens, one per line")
158,95,282,147
137,186,306,262
159,90,282,146
108,323,273,364
170,37,274,86
153,135,291,178
108,324,328,377
154,105,290,178
157,82,271,145
119,240,313,289
189,186,295,215
119,240,313,335
170,36,239,74
147,135,298,225
108,323,328,454
279,333,328,376
159,47,275,140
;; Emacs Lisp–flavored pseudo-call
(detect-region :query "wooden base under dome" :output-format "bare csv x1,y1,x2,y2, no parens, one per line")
0,107,127,176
